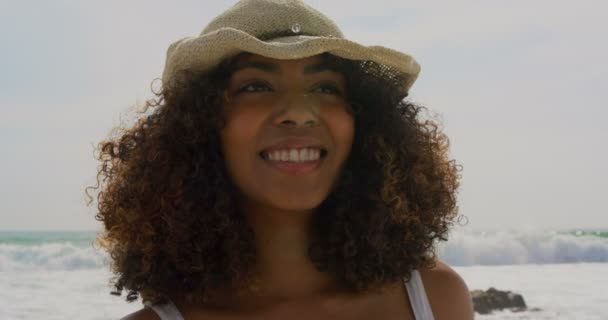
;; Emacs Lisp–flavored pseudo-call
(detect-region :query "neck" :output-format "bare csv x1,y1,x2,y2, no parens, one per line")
234,202,339,310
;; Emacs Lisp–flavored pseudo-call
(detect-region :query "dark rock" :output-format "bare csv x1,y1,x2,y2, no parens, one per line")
470,287,527,315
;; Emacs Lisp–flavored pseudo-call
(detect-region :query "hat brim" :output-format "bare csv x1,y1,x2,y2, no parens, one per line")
162,27,420,96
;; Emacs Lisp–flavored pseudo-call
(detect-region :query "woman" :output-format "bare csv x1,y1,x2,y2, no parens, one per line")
89,0,473,319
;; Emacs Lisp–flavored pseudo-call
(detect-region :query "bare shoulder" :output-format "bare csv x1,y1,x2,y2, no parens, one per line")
119,307,160,320
418,258,474,320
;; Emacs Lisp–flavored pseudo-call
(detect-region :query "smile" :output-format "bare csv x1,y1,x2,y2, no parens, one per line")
258,148,328,175
260,147,327,162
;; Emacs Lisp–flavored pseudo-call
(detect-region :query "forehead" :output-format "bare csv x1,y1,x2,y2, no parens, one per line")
236,52,323,65
228,52,347,76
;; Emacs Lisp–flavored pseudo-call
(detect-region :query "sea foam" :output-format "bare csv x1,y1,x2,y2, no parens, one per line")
0,242,107,272
1,229,607,271
438,229,608,266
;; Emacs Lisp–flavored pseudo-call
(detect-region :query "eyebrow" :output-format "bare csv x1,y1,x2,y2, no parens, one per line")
232,59,339,75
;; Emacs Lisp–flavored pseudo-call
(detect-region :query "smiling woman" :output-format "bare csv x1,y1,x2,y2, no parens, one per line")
86,0,472,319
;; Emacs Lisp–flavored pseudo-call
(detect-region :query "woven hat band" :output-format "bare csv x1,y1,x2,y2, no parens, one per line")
201,0,344,40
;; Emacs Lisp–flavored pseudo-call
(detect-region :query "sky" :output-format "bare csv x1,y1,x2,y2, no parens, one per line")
0,0,606,231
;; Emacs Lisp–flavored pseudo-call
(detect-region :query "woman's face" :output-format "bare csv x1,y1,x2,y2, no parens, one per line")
220,54,354,213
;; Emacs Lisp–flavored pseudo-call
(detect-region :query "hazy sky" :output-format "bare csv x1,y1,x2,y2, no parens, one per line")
1,0,606,231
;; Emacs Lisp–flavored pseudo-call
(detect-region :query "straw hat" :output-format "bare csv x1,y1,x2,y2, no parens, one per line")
161,0,421,98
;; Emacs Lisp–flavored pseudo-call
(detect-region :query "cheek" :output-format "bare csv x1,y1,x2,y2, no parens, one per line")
220,107,266,178
323,107,355,153
221,107,264,148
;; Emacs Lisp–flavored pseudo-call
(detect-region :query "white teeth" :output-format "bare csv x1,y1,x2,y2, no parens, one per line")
264,148,322,162
289,149,299,161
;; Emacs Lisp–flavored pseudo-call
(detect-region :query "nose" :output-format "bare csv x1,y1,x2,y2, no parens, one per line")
273,93,320,128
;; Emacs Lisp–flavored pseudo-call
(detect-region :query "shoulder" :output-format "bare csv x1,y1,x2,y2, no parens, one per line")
418,258,474,320
120,307,160,320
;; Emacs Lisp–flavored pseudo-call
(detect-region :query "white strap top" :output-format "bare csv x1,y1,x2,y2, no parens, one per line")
144,300,184,320
404,269,435,320
145,270,434,320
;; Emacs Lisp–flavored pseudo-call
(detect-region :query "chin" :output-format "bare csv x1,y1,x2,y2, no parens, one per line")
273,199,323,212
265,192,327,212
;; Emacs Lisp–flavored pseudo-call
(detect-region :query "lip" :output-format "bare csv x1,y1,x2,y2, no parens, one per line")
261,157,323,175
257,137,329,175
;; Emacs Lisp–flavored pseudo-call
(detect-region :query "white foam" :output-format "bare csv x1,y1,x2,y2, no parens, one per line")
0,242,108,272
2,229,607,271
437,229,608,266
455,263,608,320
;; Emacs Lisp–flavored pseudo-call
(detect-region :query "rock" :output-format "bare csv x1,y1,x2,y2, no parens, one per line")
470,287,527,315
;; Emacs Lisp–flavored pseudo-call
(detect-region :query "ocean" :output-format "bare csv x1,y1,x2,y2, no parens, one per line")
1,229,607,319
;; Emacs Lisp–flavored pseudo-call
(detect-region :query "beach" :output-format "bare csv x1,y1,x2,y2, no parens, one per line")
1,229,606,319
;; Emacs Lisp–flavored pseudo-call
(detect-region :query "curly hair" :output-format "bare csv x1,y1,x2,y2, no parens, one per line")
86,52,463,306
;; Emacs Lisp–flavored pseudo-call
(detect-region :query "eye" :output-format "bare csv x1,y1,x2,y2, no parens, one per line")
236,81,271,93
313,83,343,96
